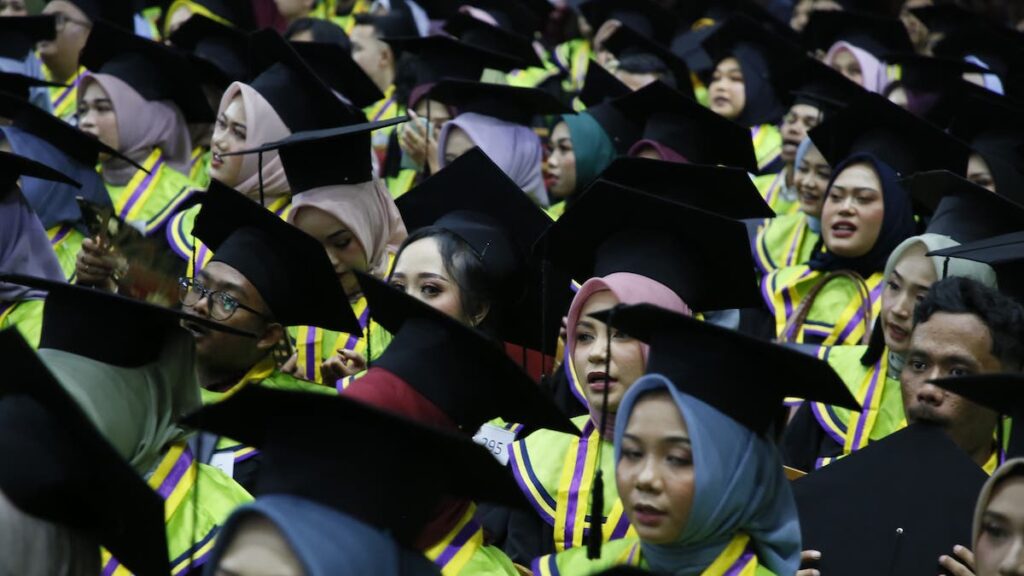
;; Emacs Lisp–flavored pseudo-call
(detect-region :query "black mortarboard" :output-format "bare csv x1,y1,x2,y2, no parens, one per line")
933,25,1023,96
192,179,360,333
602,24,692,94
50,0,135,31
537,180,762,311
353,10,420,39
468,0,553,37
0,274,252,368
385,34,523,86
802,9,914,58
0,330,168,576
596,157,774,219
181,384,529,546
0,149,80,191
929,231,1024,301
944,86,1024,206
929,372,1024,456
792,424,988,576
910,4,989,37
443,11,544,69
611,80,758,172
0,71,65,103
223,117,406,193
427,79,571,125
903,170,1024,244
357,270,579,435
79,21,214,123
808,92,970,175
0,16,56,60
575,64,641,154
169,15,249,87
591,303,859,435
291,41,384,108
396,147,555,351
171,0,256,30
248,29,358,133
699,13,803,104
787,56,866,117
577,0,680,45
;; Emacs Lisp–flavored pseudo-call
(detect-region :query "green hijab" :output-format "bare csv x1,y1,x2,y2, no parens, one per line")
562,112,617,195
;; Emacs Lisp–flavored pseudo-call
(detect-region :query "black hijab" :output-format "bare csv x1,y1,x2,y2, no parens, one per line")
730,42,785,127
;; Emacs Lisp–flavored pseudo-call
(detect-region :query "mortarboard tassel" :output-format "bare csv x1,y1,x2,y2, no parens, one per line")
588,306,617,559
258,150,265,207
942,256,950,280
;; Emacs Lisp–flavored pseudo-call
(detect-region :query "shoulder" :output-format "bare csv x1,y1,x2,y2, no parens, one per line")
533,537,638,576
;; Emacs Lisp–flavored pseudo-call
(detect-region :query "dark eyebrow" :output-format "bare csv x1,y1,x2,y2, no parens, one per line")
576,319,596,330
622,433,692,446
892,268,930,292
417,273,449,281
327,228,353,240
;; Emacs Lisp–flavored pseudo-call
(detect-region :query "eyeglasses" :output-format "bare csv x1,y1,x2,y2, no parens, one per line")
178,277,270,321
54,12,92,32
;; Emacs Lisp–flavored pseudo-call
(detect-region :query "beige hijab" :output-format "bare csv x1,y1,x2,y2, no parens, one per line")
82,73,193,186
217,82,292,203
884,233,998,289
287,178,408,279
974,458,1024,545
0,490,99,576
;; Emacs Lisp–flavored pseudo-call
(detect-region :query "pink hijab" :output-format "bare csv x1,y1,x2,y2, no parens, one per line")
82,73,192,186
824,41,889,94
287,178,408,279
627,139,689,164
217,82,291,203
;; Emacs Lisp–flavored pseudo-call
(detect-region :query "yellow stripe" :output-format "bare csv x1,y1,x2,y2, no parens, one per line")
424,505,482,575
163,464,197,523
822,273,883,346
113,149,163,221
702,534,752,575
553,427,601,551
170,534,218,576
509,441,557,520
842,353,888,454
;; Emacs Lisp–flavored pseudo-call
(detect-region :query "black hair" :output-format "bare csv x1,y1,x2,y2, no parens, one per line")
284,17,351,50
394,227,503,338
616,53,676,89
913,276,1024,371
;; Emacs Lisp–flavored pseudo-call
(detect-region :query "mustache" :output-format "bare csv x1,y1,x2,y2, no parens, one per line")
907,403,950,426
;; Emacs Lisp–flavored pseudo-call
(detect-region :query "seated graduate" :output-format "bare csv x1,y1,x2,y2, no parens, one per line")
533,303,858,575
804,10,912,94
966,458,1024,576
0,15,57,115
0,329,170,576
187,383,540,575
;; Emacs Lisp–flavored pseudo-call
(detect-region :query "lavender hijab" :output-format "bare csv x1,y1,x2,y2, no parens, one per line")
0,187,65,301
825,42,889,94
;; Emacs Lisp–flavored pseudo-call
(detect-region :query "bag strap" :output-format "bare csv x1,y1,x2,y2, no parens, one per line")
781,270,873,344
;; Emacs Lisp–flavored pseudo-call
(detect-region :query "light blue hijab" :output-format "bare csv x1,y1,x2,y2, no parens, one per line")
794,138,821,234
204,495,440,576
614,374,801,576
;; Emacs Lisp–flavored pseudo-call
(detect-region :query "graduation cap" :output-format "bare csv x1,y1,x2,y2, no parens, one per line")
596,157,774,219
808,92,970,176
611,80,758,172
590,303,860,435
168,14,249,87
247,29,359,133
910,4,990,37
182,384,529,546
0,15,56,60
944,86,1024,206
0,149,80,191
191,179,361,333
574,64,641,155
357,270,578,435
466,0,553,37
291,41,384,108
928,231,1024,302
787,56,866,117
79,21,214,123
385,34,524,88
427,79,571,125
928,372,1024,457
933,24,1023,92
443,11,544,69
602,24,692,94
698,13,804,104
802,9,914,58
902,170,1024,244
353,10,420,39
222,117,407,194
47,0,136,31
0,273,252,368
396,147,556,352
0,329,168,576
537,179,762,312
577,0,681,45
792,424,988,576
164,0,256,30
0,71,66,104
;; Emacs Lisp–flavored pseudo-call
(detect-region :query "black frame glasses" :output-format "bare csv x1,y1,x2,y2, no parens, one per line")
178,277,271,322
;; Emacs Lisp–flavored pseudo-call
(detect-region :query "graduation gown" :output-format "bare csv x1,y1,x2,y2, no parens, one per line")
753,212,821,274
0,298,44,348
47,223,85,281
753,170,798,217
102,148,199,237
751,124,784,175
42,65,87,124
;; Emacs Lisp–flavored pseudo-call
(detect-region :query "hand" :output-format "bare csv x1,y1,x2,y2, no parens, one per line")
797,550,821,576
281,353,300,377
320,349,368,383
74,236,119,292
592,19,622,56
399,110,429,168
939,545,975,576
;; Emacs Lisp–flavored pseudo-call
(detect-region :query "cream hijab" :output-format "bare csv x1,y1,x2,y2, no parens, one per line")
974,458,1024,545
217,82,292,203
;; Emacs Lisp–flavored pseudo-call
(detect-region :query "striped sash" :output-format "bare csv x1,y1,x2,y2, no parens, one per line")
424,504,486,575
114,149,165,223
48,66,86,120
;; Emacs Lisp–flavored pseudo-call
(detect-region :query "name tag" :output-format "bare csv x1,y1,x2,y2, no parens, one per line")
210,452,235,478
473,423,518,466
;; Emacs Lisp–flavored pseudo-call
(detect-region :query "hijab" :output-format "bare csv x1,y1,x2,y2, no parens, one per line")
0,187,65,302
794,138,821,233
217,82,292,204
438,112,547,207
808,154,915,277
972,130,1024,206
973,458,1024,546
564,273,691,433
287,178,408,279
0,126,110,231
561,113,616,194
204,495,439,576
614,376,801,576
0,490,99,576
627,139,689,164
730,42,785,126
825,42,889,94
81,73,192,186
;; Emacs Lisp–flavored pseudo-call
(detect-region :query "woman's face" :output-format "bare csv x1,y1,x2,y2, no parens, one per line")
831,48,864,87
821,162,885,258
0,0,27,15
617,391,695,545
209,94,248,187
546,121,577,200
390,237,476,326
77,81,119,152
412,98,453,136
780,104,822,165
443,125,476,165
881,243,936,354
976,476,1024,576
795,143,830,217
968,153,996,192
290,207,369,299
213,516,303,576
574,291,646,416
708,57,746,121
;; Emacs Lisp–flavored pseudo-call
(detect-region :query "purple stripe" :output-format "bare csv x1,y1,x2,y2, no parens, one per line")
724,551,756,576
52,71,81,109
50,225,72,245
834,281,883,344
433,520,480,568
849,361,882,449
785,220,805,266
610,510,632,539
782,269,814,340
235,449,260,464
341,306,372,351
811,402,846,446
760,273,775,317
156,448,194,500
507,444,557,525
119,157,164,219
372,97,395,122
562,421,595,547
101,558,118,576
304,327,317,381
566,345,586,407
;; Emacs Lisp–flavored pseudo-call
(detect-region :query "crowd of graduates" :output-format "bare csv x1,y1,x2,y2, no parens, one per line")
2,0,1024,575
